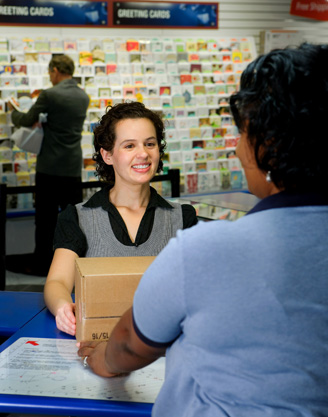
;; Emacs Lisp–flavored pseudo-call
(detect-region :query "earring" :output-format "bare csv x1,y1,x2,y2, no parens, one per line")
266,171,272,183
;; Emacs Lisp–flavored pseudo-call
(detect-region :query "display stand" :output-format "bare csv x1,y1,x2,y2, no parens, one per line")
0,35,257,200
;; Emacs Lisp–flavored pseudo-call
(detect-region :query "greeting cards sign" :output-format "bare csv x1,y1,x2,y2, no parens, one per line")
0,0,108,26
111,1,219,28
290,0,328,21
0,0,218,28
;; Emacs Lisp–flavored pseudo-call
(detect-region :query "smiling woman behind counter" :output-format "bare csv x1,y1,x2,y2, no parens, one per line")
44,101,197,336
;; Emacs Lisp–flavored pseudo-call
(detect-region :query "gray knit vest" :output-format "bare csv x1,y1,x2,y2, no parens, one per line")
76,202,183,257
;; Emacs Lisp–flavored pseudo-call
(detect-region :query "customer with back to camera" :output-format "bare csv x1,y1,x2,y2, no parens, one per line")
78,44,328,417
44,101,198,337
7,54,90,276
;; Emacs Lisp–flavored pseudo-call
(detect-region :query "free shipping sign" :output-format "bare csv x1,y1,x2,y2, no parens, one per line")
290,0,328,21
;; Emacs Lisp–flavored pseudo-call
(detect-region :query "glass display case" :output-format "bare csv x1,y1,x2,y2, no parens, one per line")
174,192,260,221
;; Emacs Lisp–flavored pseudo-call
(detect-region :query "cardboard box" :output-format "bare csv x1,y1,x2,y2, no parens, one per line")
75,256,155,342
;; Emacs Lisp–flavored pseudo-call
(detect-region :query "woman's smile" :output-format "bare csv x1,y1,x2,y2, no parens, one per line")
132,163,151,172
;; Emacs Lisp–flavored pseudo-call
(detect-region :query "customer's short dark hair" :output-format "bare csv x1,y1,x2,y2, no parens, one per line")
48,54,75,76
93,101,166,184
230,43,328,193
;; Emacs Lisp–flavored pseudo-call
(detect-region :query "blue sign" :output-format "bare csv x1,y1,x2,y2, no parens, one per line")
0,0,108,26
112,1,218,28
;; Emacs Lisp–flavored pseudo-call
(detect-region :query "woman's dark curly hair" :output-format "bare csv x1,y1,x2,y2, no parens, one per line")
93,101,166,184
230,43,328,193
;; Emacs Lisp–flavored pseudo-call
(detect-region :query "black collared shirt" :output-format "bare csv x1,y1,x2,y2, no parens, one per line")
54,186,198,256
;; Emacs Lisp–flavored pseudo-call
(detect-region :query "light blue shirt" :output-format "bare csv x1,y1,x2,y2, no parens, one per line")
133,192,328,417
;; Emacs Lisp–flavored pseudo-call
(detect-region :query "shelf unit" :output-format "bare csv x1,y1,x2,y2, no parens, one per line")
0,35,256,209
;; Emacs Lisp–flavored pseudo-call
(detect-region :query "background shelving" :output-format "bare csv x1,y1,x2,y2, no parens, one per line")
0,35,257,208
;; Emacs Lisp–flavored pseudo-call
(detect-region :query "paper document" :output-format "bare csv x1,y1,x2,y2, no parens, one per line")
7,95,34,113
0,338,165,403
7,96,20,111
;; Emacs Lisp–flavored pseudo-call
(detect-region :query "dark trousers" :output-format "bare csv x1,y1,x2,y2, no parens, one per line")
34,172,82,270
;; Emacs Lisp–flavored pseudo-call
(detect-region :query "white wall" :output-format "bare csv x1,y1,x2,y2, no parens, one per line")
0,0,327,54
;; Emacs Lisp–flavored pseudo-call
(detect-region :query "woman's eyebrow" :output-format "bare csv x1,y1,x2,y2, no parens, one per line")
119,137,156,145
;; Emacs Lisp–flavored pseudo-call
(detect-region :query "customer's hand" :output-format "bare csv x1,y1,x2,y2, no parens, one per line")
55,302,76,336
77,341,121,378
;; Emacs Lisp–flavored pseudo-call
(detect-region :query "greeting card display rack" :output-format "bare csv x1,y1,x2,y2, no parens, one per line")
0,35,256,210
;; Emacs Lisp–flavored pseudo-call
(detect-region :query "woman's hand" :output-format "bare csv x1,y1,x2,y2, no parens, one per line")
55,302,76,336
77,341,121,378
77,309,165,378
